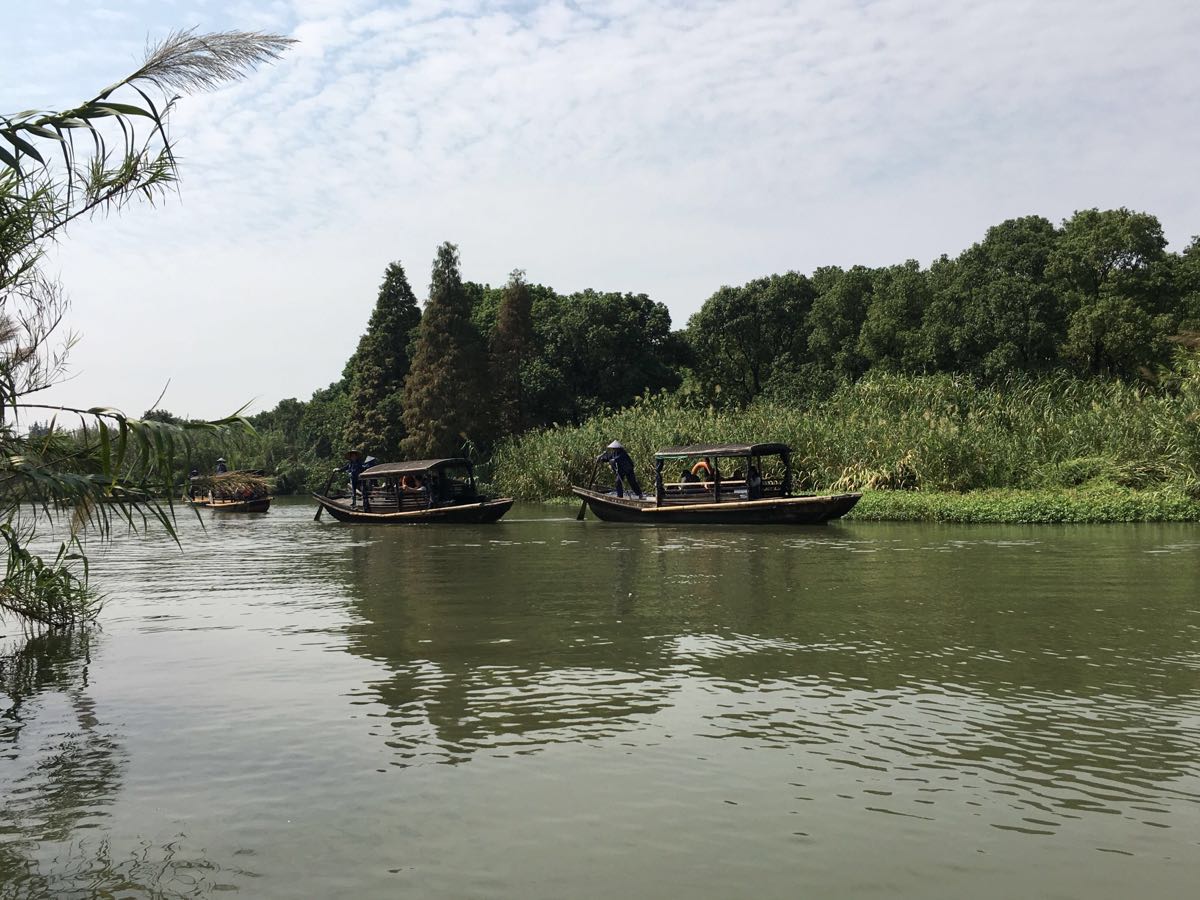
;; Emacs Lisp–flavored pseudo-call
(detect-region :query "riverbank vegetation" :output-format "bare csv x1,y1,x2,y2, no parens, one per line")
849,484,1200,524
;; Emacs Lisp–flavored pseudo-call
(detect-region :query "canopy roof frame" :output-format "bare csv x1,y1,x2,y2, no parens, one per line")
359,458,475,478
653,442,791,460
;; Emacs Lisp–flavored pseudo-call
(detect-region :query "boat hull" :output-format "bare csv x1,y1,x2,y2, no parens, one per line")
313,495,514,524
571,487,860,525
208,497,271,513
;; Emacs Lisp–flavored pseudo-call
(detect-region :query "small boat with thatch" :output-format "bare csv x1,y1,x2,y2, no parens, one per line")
573,442,860,525
313,458,513,524
187,471,272,513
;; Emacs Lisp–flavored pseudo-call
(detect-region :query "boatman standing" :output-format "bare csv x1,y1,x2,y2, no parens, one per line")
596,440,644,499
346,450,366,509
215,457,228,474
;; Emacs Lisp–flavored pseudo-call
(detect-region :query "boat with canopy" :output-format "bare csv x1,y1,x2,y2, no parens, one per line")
313,458,514,524
572,442,860,524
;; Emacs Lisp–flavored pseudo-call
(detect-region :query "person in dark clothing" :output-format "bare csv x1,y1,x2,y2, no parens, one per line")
596,440,644,499
747,465,764,499
346,450,366,509
215,457,228,474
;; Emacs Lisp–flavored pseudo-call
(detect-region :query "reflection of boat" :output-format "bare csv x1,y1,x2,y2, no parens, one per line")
313,458,514,524
573,442,860,525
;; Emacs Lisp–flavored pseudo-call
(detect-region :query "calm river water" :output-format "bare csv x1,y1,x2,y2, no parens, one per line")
2,499,1198,898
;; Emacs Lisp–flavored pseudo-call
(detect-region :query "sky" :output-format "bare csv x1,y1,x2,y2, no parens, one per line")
3,0,1198,420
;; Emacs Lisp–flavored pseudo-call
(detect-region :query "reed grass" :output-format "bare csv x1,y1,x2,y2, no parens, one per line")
191,471,270,499
491,374,1200,518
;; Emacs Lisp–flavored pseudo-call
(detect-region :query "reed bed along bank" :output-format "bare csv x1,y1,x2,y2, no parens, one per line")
490,374,1200,520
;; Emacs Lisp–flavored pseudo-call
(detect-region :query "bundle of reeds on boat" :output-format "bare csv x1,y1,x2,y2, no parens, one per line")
191,471,271,501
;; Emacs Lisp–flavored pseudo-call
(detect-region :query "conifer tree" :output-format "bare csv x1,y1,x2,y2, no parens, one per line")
344,262,422,458
489,269,534,437
401,243,489,458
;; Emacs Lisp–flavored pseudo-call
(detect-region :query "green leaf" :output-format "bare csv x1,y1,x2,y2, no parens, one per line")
1,130,45,164
72,107,118,120
91,101,154,118
0,144,18,171
23,124,65,141
115,425,129,475
99,421,112,479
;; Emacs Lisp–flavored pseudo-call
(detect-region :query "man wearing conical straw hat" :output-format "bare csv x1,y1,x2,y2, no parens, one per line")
595,440,644,499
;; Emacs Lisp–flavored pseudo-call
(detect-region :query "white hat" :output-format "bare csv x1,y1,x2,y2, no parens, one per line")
607,440,624,449
216,457,226,462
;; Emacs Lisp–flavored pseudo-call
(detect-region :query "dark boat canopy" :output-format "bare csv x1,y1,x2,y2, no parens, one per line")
360,458,473,478
654,443,791,459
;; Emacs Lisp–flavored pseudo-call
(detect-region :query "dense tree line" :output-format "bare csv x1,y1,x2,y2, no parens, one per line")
241,208,1198,490
687,209,1199,406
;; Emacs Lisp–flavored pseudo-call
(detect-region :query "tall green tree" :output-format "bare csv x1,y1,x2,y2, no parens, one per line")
1175,236,1200,333
806,266,873,380
925,216,1064,377
490,269,535,437
302,381,351,460
0,30,291,627
685,272,815,406
344,261,422,458
1049,208,1173,376
858,261,931,373
401,243,490,458
528,289,682,424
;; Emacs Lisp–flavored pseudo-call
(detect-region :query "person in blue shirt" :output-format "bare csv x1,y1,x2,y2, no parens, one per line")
596,440,644,499
346,450,366,509
215,457,228,474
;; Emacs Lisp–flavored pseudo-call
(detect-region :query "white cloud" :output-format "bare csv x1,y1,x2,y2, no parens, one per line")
2,0,1198,418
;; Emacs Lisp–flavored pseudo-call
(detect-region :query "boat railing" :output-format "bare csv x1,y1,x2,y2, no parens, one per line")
657,478,786,504
362,482,433,512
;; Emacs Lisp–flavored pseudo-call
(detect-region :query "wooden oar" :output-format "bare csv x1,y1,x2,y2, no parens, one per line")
577,460,601,520
314,471,338,521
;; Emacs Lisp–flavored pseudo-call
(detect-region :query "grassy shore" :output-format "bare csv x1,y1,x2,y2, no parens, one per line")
490,373,1200,522
849,485,1200,523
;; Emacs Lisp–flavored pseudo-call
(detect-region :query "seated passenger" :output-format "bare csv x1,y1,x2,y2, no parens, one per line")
747,466,764,499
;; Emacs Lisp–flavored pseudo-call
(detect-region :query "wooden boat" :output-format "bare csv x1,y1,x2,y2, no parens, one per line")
313,458,514,524
573,442,860,525
186,471,271,513
208,496,271,513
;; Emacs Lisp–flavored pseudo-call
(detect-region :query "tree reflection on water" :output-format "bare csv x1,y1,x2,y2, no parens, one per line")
338,528,680,765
